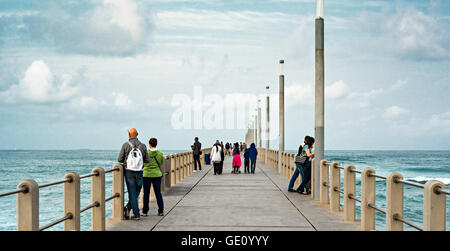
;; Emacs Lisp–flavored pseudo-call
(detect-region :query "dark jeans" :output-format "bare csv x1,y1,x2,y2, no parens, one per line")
297,162,311,193
193,154,201,170
213,162,221,175
288,163,304,190
244,160,250,173
142,176,164,214
250,160,256,173
124,169,143,218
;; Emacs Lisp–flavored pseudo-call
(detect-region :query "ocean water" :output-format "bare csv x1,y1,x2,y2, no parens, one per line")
0,149,181,231
0,150,449,231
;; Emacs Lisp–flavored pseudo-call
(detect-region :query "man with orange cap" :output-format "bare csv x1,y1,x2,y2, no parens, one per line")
118,128,150,220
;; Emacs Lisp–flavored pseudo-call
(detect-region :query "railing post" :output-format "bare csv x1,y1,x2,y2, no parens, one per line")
112,164,124,221
320,160,329,205
361,167,376,231
161,157,166,193
386,172,403,231
63,172,80,231
171,155,176,185
423,180,446,231
17,179,39,231
311,158,315,199
344,165,356,222
166,156,171,189
330,162,340,213
91,167,105,231
176,154,181,183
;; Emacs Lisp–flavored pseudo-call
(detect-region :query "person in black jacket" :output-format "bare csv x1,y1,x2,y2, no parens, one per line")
191,137,202,171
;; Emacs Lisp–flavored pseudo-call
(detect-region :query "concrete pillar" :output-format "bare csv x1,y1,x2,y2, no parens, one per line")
63,172,80,231
386,172,403,231
344,165,356,222
258,100,262,147
278,60,285,174
112,164,124,221
319,160,329,205
313,12,325,201
423,180,446,231
361,167,376,231
311,159,315,199
265,86,270,164
91,167,105,231
17,179,39,231
329,162,340,213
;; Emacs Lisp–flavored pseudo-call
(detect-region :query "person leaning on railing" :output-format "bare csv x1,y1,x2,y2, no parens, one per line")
141,138,164,217
288,136,310,192
296,137,315,195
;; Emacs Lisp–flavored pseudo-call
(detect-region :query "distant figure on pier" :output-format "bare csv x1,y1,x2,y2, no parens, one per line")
191,137,202,172
296,137,315,195
241,142,247,155
243,147,250,173
211,140,223,175
232,143,241,174
288,136,310,192
219,141,225,173
117,128,150,220
247,143,258,174
142,138,164,217
225,142,231,156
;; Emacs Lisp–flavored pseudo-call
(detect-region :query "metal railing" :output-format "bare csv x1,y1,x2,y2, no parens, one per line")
0,148,212,231
320,159,447,231
257,147,448,231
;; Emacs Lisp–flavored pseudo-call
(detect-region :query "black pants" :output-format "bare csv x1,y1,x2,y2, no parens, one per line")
193,154,201,170
213,162,221,175
250,160,256,173
244,160,250,173
142,177,164,214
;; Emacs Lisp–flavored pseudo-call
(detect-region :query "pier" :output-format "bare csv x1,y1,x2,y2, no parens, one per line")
0,0,448,232
1,146,448,231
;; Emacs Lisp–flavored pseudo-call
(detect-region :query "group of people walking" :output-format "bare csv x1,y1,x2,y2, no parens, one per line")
117,129,310,221
117,128,165,221
210,141,258,175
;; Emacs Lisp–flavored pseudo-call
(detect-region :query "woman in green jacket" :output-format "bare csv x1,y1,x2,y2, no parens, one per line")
141,138,164,216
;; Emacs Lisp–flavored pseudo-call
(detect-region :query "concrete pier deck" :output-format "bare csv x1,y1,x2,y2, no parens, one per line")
106,156,360,231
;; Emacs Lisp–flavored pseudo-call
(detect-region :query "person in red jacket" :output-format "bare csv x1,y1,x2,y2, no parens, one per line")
232,142,242,174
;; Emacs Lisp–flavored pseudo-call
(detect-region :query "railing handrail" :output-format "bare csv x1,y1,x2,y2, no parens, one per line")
257,147,448,231
3,148,212,231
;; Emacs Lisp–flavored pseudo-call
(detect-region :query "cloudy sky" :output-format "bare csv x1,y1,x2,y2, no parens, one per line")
0,0,449,150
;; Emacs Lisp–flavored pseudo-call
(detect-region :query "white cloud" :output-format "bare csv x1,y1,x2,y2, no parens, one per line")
392,79,408,89
325,80,349,100
285,83,314,107
0,60,78,104
112,92,132,107
384,106,409,119
427,111,450,129
358,4,450,60
23,0,152,56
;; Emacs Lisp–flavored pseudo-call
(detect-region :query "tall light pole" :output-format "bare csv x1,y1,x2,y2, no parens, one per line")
314,0,325,200
254,109,258,145
278,60,285,174
265,86,270,164
258,99,262,148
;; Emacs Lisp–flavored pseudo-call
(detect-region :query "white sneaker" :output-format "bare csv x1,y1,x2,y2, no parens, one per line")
193,170,197,172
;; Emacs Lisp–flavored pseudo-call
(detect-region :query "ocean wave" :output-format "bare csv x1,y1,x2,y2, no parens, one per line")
407,176,450,185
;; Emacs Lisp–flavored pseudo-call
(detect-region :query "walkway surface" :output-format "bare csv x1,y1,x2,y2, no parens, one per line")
106,156,360,231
